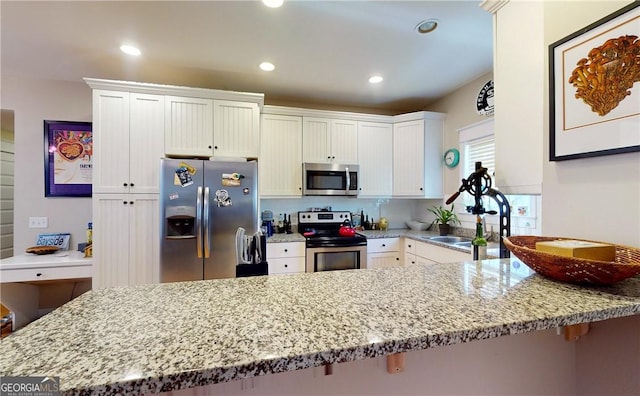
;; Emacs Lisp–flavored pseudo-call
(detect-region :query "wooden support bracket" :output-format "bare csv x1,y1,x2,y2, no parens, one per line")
564,323,590,342
324,363,333,376
386,353,405,374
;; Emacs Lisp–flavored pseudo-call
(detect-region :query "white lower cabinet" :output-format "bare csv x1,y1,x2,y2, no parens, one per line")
92,194,159,289
267,242,306,275
367,238,401,269
404,238,471,265
403,238,417,265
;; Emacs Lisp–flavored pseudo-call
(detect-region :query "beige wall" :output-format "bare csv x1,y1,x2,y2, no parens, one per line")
1,73,92,252
542,0,639,247
426,71,494,203
541,1,639,394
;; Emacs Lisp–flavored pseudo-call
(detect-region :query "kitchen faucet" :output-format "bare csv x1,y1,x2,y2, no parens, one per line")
481,216,493,240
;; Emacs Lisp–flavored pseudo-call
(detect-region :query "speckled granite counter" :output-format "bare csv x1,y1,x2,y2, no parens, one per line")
2,259,640,395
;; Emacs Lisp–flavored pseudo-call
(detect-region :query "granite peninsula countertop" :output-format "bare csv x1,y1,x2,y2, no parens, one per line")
2,259,640,395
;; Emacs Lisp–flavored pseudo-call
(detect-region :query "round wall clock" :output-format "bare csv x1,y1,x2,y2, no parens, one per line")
444,148,460,168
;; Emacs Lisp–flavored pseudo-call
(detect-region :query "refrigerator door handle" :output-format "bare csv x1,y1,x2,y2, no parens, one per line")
196,186,203,258
204,187,211,258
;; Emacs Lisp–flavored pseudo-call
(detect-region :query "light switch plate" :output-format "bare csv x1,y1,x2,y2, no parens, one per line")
28,217,48,228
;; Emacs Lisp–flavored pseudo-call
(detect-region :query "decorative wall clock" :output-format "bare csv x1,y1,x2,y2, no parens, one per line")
444,148,460,168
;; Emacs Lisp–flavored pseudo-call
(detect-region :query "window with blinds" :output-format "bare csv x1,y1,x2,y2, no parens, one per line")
461,136,496,212
463,136,495,179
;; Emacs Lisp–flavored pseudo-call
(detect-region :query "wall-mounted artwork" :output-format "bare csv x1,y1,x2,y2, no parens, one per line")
549,2,639,161
44,120,92,197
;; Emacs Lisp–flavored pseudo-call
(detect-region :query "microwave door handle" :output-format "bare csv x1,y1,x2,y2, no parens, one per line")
204,187,211,258
345,167,350,195
196,186,203,258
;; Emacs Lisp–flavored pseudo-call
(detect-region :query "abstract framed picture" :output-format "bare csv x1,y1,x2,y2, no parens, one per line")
44,120,93,197
549,2,639,161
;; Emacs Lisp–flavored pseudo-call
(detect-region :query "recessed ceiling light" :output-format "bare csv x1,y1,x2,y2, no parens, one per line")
259,62,275,71
262,0,284,8
120,45,141,56
415,19,438,34
369,76,383,84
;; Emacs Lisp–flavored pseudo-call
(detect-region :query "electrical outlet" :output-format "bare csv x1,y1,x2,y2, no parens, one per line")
28,217,48,228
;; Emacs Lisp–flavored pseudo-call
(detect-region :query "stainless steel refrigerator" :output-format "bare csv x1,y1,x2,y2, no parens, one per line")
160,158,259,282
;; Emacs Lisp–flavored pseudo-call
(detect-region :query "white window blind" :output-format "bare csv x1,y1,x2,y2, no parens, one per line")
463,136,495,179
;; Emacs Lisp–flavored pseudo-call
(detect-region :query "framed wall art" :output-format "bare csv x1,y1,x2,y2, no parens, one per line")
549,2,639,161
44,120,93,197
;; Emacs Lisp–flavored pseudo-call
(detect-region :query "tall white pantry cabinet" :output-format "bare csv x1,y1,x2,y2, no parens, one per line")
91,89,163,289
86,78,264,289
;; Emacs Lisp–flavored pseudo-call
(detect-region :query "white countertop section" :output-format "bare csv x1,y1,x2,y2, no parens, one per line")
0,251,92,270
0,251,92,282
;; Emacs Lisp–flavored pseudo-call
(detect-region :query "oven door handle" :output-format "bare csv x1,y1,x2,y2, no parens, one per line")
345,166,350,195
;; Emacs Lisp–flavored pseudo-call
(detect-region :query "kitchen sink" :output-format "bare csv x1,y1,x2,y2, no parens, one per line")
427,236,472,243
453,241,472,248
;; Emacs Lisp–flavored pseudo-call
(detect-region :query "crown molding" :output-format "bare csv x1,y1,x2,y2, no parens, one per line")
479,0,509,14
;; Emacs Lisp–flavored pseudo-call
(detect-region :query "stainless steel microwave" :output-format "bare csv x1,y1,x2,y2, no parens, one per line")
302,163,359,196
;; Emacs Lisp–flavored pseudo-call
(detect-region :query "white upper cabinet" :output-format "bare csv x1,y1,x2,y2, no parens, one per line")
392,113,444,198
129,93,165,193
164,96,214,158
302,117,358,164
93,90,164,194
93,90,130,193
357,121,393,197
164,97,260,159
213,100,260,158
260,114,303,197
491,1,543,194
330,119,358,164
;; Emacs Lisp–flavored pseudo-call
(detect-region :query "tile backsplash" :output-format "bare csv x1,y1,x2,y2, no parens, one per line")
261,195,541,237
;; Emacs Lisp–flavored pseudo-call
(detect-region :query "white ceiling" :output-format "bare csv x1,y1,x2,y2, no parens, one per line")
1,1,493,113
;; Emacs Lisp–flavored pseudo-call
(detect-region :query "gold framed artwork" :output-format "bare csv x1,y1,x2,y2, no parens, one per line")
549,2,639,161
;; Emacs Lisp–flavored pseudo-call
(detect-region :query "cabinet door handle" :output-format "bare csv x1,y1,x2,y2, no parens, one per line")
123,183,128,187
420,187,423,191
284,249,288,252
408,244,412,248
396,257,399,261
130,183,134,187
208,145,212,149
123,201,128,205
214,145,218,150
382,244,386,247
36,273,42,277
284,264,288,268
129,201,134,205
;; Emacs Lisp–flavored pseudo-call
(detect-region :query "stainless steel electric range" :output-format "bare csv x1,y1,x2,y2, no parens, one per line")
298,211,367,272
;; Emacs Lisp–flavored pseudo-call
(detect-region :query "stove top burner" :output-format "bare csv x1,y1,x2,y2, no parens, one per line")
298,210,367,248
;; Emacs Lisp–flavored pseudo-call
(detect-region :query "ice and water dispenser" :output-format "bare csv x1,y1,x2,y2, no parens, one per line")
165,206,196,238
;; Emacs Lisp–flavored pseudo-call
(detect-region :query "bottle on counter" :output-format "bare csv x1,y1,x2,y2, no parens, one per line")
87,222,93,244
472,215,487,260
277,213,284,233
363,215,370,230
285,214,292,234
